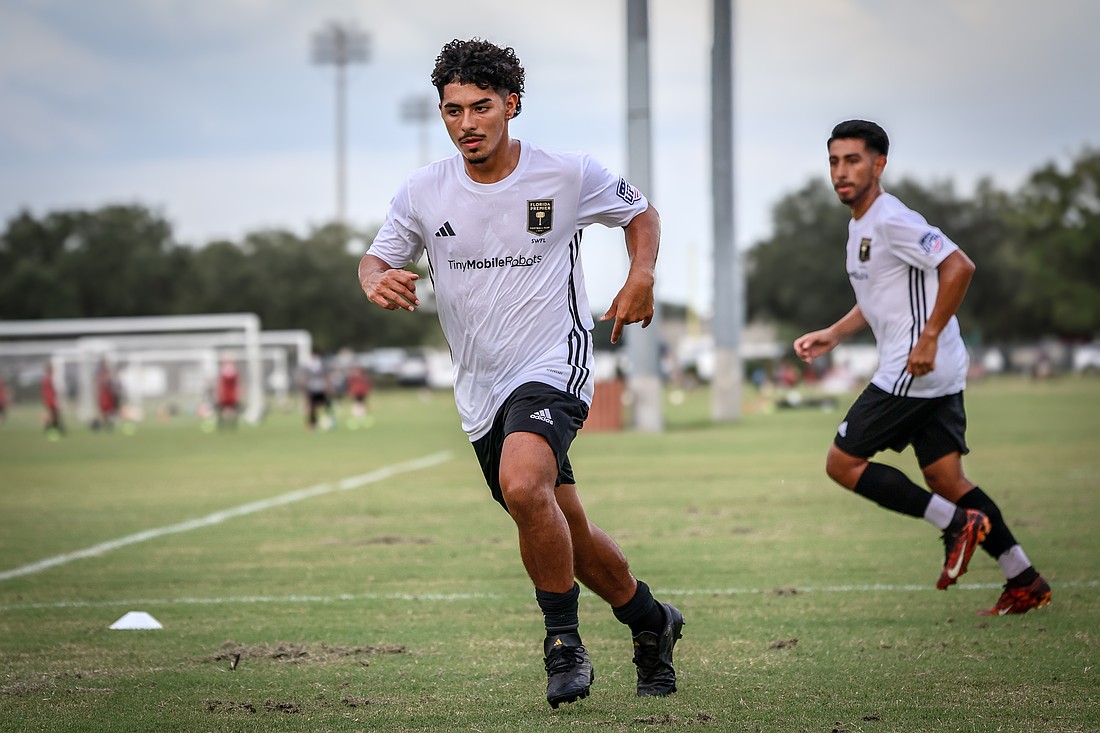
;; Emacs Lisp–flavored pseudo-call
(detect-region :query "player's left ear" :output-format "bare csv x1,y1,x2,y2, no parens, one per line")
872,153,887,178
504,92,518,119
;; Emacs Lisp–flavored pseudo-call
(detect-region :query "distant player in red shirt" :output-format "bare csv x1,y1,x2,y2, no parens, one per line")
0,373,8,423
346,365,372,428
216,356,241,430
95,361,120,431
41,363,64,437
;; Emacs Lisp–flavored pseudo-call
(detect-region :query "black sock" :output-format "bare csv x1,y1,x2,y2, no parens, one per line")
535,583,580,636
852,463,931,518
1008,566,1039,587
955,487,1018,558
612,579,665,636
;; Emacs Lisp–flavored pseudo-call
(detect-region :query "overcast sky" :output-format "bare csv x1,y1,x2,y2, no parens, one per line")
1,0,1097,313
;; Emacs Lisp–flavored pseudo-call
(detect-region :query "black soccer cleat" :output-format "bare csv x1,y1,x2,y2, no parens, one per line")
632,602,684,697
543,632,594,709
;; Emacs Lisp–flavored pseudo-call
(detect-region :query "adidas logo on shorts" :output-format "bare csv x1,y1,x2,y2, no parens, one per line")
530,408,554,425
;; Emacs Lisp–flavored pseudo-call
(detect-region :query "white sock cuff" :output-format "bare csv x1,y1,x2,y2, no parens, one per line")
923,493,957,531
997,545,1032,580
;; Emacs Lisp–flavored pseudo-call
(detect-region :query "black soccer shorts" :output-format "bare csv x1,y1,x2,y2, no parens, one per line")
471,381,589,512
834,383,969,467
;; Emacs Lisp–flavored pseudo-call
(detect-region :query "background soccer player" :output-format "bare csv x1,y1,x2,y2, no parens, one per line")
793,119,1051,616
358,38,683,708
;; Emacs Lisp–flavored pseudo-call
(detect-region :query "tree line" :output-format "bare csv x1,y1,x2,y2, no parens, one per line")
0,214,442,353
1,148,1096,351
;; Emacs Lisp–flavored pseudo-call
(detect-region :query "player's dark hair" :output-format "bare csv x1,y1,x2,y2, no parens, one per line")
431,38,525,117
829,119,889,156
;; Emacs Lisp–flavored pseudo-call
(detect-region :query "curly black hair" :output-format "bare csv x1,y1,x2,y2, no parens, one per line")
431,38,525,117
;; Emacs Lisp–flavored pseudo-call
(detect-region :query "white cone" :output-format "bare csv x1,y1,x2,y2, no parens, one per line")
109,611,163,630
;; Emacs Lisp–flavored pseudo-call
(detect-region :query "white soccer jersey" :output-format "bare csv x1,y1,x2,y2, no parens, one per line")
845,192,969,398
368,140,649,440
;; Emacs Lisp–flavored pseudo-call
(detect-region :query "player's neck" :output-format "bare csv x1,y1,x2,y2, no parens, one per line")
849,184,883,220
463,138,521,184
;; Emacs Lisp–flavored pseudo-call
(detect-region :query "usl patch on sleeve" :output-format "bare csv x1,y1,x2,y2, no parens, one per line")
919,231,944,254
616,177,641,205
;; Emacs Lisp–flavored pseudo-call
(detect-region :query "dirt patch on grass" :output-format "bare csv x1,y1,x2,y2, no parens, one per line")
206,640,406,667
264,699,301,714
2,675,114,698
364,535,433,545
633,713,716,725
322,535,434,546
203,693,375,716
1,681,54,697
204,699,257,714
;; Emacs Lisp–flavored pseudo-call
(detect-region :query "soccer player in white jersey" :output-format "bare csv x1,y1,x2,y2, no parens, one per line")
358,39,683,708
794,120,1051,616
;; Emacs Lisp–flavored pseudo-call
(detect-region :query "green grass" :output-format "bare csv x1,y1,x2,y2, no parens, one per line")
0,377,1098,732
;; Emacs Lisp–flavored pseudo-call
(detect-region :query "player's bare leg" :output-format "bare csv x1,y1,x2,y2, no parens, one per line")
499,432,591,708
555,484,683,696
825,443,868,490
921,452,975,502
554,485,636,606
499,432,575,592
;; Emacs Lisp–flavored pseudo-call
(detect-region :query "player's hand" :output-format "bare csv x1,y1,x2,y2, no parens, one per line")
363,269,420,312
600,274,654,344
906,334,938,376
793,329,837,363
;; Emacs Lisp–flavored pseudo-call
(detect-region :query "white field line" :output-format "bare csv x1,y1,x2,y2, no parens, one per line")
2,580,1096,613
0,451,453,583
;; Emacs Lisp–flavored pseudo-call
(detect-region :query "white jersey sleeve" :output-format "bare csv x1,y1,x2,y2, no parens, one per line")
369,180,426,269
881,208,958,271
578,155,648,229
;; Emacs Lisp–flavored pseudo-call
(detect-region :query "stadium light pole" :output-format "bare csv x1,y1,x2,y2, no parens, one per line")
401,94,437,167
312,21,369,227
711,0,743,422
624,0,664,432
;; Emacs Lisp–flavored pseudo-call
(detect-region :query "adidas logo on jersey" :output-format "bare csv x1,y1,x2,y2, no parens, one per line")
435,221,456,237
530,408,554,425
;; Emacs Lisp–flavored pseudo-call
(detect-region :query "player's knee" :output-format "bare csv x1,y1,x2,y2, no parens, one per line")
825,445,863,489
499,475,553,518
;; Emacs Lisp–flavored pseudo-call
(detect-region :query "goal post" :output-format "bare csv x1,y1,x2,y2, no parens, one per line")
0,314,269,424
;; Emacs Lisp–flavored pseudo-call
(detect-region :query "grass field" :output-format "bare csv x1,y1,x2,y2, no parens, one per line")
1,377,1098,733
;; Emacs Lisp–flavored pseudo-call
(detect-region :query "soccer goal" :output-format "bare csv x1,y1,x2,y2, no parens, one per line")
0,314,310,425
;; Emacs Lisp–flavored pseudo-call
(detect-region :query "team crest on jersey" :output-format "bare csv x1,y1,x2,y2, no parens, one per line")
858,238,872,262
919,231,944,254
527,200,554,234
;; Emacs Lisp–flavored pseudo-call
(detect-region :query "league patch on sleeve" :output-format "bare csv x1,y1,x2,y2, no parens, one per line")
616,177,641,205
919,231,944,254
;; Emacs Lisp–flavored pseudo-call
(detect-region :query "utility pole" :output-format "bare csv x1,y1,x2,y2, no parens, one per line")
625,0,664,432
711,0,743,422
401,94,437,167
312,21,368,226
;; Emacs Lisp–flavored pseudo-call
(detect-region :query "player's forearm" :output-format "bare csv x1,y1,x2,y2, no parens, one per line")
828,305,868,342
923,250,975,338
623,205,660,283
358,254,391,291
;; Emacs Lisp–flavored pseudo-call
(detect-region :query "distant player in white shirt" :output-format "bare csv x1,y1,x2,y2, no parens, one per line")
794,120,1050,616
358,39,683,708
